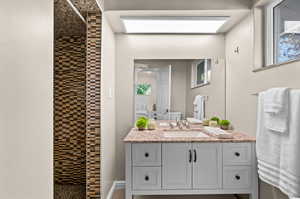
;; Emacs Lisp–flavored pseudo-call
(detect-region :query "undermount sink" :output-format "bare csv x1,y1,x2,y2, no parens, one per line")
163,131,209,138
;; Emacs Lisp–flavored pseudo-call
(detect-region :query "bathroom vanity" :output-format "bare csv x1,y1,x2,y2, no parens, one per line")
124,123,258,199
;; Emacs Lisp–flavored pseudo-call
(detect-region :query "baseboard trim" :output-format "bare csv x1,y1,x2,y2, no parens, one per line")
106,181,125,199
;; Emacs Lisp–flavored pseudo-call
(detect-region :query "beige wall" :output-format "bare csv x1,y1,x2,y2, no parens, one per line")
0,1,53,199
115,34,225,179
225,12,300,199
170,61,189,116
185,59,226,119
101,15,116,199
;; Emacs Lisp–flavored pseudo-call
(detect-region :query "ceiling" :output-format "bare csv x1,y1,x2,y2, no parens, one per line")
104,0,253,11
105,10,251,34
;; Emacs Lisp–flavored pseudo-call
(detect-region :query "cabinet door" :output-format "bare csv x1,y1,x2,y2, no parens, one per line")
192,143,222,189
162,143,192,189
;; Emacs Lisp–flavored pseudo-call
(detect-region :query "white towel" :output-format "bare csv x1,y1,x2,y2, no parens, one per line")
264,88,290,133
193,95,200,105
193,95,205,121
264,87,289,113
256,89,300,198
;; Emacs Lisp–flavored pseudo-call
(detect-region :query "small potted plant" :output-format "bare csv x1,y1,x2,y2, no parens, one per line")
220,120,231,130
209,116,220,127
136,117,149,131
210,116,220,124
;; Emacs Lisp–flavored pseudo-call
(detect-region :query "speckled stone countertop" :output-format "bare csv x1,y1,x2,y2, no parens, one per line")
123,121,256,143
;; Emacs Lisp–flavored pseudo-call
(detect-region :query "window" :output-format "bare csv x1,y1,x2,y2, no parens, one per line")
136,84,151,95
191,59,211,88
265,0,300,65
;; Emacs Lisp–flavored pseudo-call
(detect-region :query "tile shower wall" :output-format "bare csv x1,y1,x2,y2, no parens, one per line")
54,36,87,185
86,11,102,199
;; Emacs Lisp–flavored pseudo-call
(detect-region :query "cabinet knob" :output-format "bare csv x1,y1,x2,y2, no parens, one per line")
235,175,241,180
145,152,149,157
145,175,149,181
235,152,240,157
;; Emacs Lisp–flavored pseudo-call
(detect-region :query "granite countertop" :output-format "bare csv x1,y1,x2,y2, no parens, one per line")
123,121,256,143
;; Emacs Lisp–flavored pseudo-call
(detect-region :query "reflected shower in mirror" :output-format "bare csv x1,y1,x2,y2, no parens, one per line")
134,59,226,122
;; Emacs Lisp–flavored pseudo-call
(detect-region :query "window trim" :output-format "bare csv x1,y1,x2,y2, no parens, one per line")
265,0,284,66
264,0,300,66
191,59,211,89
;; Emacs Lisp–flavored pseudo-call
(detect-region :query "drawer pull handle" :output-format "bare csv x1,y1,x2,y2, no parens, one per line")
189,150,192,163
145,175,149,181
145,153,149,157
193,150,197,162
235,175,241,180
235,152,240,157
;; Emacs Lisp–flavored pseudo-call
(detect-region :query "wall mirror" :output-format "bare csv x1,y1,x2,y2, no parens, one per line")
133,59,226,121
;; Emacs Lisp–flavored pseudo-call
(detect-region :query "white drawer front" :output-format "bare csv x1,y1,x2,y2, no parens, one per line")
133,167,161,190
223,166,251,189
223,143,251,165
132,143,161,166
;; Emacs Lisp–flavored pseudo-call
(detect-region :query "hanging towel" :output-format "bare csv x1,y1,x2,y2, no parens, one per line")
256,89,300,198
264,88,289,113
193,95,205,121
264,88,290,133
193,95,200,105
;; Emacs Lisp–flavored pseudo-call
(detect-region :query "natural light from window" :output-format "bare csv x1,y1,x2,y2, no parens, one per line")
273,0,300,64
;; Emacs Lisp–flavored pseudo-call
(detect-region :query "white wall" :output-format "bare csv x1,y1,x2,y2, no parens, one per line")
0,1,53,199
225,12,300,199
101,15,116,199
185,59,226,119
115,34,225,179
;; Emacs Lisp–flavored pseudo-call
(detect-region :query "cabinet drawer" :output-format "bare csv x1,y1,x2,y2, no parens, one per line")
133,167,161,190
132,143,161,166
223,166,251,189
223,143,251,165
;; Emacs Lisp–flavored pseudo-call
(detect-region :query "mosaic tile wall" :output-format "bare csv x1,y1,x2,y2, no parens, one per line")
54,36,87,185
86,11,102,199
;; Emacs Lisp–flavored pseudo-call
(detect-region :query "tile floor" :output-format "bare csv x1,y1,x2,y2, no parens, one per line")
54,184,85,199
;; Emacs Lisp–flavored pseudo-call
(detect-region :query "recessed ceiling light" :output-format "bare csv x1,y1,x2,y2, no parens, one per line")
121,16,229,34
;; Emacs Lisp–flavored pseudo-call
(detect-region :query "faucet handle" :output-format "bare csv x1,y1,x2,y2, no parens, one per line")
169,122,175,129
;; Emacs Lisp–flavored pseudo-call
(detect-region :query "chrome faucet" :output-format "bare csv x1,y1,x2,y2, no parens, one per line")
176,119,184,130
184,120,191,129
169,122,176,129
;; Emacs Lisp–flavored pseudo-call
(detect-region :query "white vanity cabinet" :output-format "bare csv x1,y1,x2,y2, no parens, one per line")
162,143,221,190
162,143,192,189
125,142,258,199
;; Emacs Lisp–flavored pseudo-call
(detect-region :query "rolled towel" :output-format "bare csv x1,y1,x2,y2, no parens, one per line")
263,88,290,133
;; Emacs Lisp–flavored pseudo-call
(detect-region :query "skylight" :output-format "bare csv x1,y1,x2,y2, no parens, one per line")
121,16,229,34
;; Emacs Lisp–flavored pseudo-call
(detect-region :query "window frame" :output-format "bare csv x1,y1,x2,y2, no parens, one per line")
191,59,211,88
264,0,300,66
265,0,283,66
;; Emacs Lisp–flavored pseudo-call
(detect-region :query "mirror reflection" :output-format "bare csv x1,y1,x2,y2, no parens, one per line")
134,59,225,122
